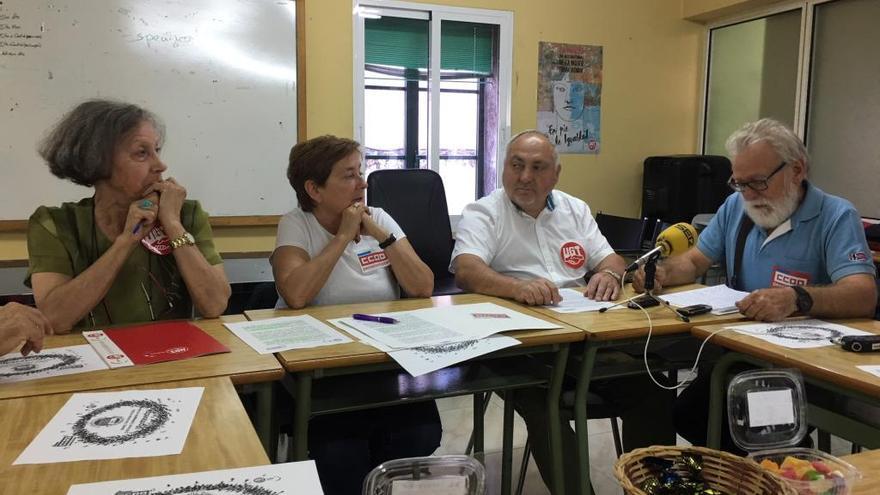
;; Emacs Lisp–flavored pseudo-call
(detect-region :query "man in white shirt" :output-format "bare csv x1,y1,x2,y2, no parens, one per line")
452,130,624,304
451,130,674,494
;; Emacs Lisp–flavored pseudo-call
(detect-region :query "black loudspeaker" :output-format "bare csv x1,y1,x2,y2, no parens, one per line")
642,155,732,225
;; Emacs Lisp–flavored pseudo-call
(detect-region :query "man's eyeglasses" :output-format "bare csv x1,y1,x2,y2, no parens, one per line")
727,161,788,192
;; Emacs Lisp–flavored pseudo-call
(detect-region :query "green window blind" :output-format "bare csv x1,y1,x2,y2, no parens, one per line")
365,17,494,75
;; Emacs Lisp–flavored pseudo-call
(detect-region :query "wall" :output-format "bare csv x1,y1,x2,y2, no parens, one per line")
309,0,704,218
0,0,704,263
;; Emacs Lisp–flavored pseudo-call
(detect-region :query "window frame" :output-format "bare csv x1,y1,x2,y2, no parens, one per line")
352,0,513,202
698,0,841,152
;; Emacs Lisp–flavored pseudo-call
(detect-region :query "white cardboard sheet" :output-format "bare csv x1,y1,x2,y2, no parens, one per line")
15,387,203,465
0,344,108,384
332,303,560,350
543,288,625,313
224,315,352,354
66,460,324,494
725,319,872,349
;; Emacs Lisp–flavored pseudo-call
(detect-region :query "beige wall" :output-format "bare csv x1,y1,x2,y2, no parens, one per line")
308,0,704,219
0,0,705,262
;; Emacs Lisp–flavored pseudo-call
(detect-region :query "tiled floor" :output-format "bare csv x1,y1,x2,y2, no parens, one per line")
276,392,860,494
434,393,860,495
434,393,625,495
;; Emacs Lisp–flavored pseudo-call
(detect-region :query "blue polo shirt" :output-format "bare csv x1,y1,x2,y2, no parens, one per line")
697,182,875,292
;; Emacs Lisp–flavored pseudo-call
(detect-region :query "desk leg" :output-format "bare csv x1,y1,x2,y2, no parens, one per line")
574,344,597,495
502,389,515,495
254,381,277,460
707,352,765,449
293,373,312,461
473,393,485,463
549,344,571,495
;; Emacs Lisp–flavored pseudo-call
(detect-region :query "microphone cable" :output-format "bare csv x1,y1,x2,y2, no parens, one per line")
628,295,735,391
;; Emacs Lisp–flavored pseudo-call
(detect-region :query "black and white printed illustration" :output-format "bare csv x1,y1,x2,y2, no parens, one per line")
728,319,874,349
389,335,521,377
0,344,108,383
65,461,324,495
15,387,203,465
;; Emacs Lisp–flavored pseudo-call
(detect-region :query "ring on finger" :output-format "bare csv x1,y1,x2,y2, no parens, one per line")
139,199,154,209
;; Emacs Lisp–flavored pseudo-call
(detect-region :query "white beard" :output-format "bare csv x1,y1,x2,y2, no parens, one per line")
743,182,801,230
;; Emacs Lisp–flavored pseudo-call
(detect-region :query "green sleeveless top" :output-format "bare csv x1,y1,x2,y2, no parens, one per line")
26,198,223,330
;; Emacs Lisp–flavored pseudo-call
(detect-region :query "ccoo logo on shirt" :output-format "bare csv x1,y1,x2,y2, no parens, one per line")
560,241,586,269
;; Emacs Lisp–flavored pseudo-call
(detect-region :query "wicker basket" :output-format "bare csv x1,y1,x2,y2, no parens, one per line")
614,445,797,495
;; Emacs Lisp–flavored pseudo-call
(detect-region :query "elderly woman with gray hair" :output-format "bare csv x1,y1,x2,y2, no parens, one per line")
27,99,230,333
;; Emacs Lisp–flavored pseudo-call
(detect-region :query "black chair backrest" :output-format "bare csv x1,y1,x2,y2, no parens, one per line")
366,169,455,281
595,212,649,254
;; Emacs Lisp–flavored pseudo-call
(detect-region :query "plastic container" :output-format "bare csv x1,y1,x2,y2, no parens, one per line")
727,369,808,451
728,369,862,495
362,455,485,495
749,448,860,495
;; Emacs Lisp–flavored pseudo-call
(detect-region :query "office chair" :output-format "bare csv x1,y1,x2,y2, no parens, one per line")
595,213,649,256
367,169,462,296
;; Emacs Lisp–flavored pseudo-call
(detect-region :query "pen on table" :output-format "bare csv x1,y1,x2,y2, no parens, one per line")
352,313,398,324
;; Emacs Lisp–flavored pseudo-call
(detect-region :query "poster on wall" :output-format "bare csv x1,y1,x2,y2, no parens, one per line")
537,41,603,154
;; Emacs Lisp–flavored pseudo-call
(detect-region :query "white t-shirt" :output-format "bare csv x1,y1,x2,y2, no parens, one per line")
274,207,406,307
451,189,614,287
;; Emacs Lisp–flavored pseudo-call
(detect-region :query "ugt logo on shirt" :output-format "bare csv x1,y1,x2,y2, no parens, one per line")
560,241,586,269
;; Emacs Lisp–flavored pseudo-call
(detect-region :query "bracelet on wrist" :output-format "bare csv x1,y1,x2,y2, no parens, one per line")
602,269,623,283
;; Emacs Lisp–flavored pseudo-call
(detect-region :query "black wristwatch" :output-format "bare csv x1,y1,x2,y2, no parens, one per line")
792,285,813,314
378,233,397,249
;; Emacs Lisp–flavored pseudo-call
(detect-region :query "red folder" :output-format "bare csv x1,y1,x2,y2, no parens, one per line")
103,321,230,365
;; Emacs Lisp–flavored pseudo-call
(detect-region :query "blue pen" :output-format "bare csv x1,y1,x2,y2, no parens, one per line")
132,220,146,235
352,313,398,324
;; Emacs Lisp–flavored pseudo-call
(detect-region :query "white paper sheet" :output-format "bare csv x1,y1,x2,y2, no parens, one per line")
543,288,625,313
15,387,203,464
66,460,324,494
659,284,749,315
392,476,468,495
725,319,873,349
327,319,393,352
224,315,352,354
0,344,108,383
389,335,521,377
747,389,795,427
857,365,880,378
333,303,560,349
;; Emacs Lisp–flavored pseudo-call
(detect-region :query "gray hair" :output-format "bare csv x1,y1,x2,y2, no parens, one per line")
38,99,165,187
505,129,560,166
725,118,808,169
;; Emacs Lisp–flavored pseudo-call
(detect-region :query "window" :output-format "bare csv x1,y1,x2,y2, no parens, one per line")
354,2,512,215
702,0,880,217
804,0,880,217
703,9,802,156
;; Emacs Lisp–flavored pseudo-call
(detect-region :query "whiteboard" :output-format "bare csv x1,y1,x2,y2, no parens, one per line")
0,0,297,220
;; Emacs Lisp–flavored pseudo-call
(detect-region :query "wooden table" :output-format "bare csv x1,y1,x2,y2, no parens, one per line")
0,315,284,455
529,284,747,495
692,319,880,450
0,376,269,494
247,292,585,495
0,315,283,400
842,449,880,495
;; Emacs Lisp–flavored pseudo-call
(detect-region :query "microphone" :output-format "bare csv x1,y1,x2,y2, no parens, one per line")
624,222,698,273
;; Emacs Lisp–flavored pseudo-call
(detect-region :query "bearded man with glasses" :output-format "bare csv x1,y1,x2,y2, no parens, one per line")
634,118,876,321
633,118,878,453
